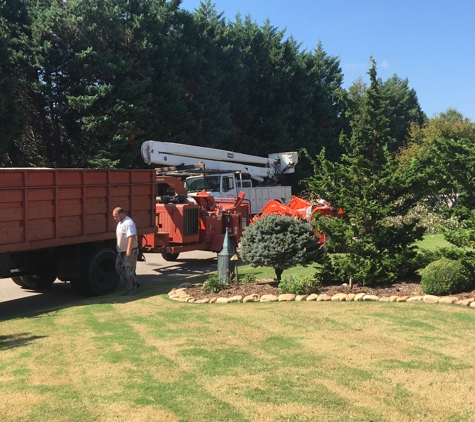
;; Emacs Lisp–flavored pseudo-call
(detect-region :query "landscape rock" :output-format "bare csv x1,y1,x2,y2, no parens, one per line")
260,294,279,302
194,298,210,304
173,288,188,295
216,297,229,304
279,294,296,302
407,296,424,302
167,283,475,310
457,298,474,306
423,295,440,303
439,297,458,304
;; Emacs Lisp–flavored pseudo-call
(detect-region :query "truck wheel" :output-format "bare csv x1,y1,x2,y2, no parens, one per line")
81,247,119,296
12,276,27,287
18,273,57,290
161,252,179,261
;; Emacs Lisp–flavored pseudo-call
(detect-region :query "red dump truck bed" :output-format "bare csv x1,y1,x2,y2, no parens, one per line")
0,168,157,295
0,169,156,254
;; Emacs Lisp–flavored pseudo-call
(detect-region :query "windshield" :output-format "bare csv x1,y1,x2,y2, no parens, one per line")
185,176,220,193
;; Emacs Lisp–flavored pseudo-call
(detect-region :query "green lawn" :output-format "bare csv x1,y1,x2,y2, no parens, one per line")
414,233,452,251
2,277,475,422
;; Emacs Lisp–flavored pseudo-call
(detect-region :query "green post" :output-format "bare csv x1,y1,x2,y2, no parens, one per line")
217,231,235,283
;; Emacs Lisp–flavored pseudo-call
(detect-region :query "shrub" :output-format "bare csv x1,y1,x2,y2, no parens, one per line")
239,272,257,284
420,259,471,295
412,248,443,273
278,275,321,295
240,215,322,281
384,201,460,234
201,274,227,294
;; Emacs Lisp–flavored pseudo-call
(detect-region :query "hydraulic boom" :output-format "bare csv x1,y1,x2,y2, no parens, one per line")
141,140,298,179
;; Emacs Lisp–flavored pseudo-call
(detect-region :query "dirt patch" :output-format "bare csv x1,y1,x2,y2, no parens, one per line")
184,278,475,301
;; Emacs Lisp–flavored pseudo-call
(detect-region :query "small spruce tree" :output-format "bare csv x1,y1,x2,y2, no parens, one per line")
305,58,425,285
239,214,322,281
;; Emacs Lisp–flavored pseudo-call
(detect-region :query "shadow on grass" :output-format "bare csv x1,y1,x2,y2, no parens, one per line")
0,255,218,321
0,333,47,350
0,276,209,322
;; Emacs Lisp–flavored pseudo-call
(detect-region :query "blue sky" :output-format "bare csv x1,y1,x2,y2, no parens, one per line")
179,0,475,121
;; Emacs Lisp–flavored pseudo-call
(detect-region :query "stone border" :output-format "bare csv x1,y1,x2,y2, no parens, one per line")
168,282,475,308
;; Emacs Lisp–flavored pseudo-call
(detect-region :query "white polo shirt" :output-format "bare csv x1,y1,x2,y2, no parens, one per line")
116,216,138,252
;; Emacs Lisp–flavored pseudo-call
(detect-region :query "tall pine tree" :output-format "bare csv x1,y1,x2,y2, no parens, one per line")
305,59,424,285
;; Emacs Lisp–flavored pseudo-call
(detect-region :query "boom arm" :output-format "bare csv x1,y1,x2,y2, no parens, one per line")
141,140,298,178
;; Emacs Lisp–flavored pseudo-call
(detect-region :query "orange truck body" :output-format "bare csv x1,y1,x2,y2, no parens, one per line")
0,170,250,294
254,195,345,244
142,176,250,256
0,169,156,254
0,169,156,295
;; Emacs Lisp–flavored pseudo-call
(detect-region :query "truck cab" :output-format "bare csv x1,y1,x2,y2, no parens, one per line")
185,173,237,197
184,173,291,214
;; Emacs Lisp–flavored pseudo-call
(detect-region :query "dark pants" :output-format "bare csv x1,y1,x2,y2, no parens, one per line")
115,249,139,293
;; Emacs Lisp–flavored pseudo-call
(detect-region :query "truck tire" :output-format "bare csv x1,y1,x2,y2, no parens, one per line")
16,273,57,290
81,247,119,296
161,252,179,261
12,276,27,287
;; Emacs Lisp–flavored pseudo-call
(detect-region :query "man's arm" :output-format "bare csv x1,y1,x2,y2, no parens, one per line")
126,235,138,257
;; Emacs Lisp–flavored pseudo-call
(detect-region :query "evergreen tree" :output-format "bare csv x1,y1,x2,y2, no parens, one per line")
0,0,348,172
380,74,426,150
0,0,37,166
347,73,425,153
398,109,475,211
240,214,322,281
305,59,424,285
64,0,161,168
178,0,234,149
0,31,25,163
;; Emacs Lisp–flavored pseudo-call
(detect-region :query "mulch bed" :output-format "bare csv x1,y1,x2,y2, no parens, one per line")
184,278,475,301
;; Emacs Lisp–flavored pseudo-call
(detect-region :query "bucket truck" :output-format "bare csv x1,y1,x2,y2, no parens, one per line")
141,140,298,215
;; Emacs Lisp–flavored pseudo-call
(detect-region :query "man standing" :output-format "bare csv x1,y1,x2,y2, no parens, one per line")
112,207,140,295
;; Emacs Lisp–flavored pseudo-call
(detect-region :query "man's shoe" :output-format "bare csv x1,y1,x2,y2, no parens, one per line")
122,291,135,296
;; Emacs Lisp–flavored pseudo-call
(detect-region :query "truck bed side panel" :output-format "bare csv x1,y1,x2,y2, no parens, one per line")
0,169,156,254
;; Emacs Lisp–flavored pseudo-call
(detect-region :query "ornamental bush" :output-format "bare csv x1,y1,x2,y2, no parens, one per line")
420,259,471,295
239,272,257,284
201,274,226,294
240,215,322,281
278,275,321,295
